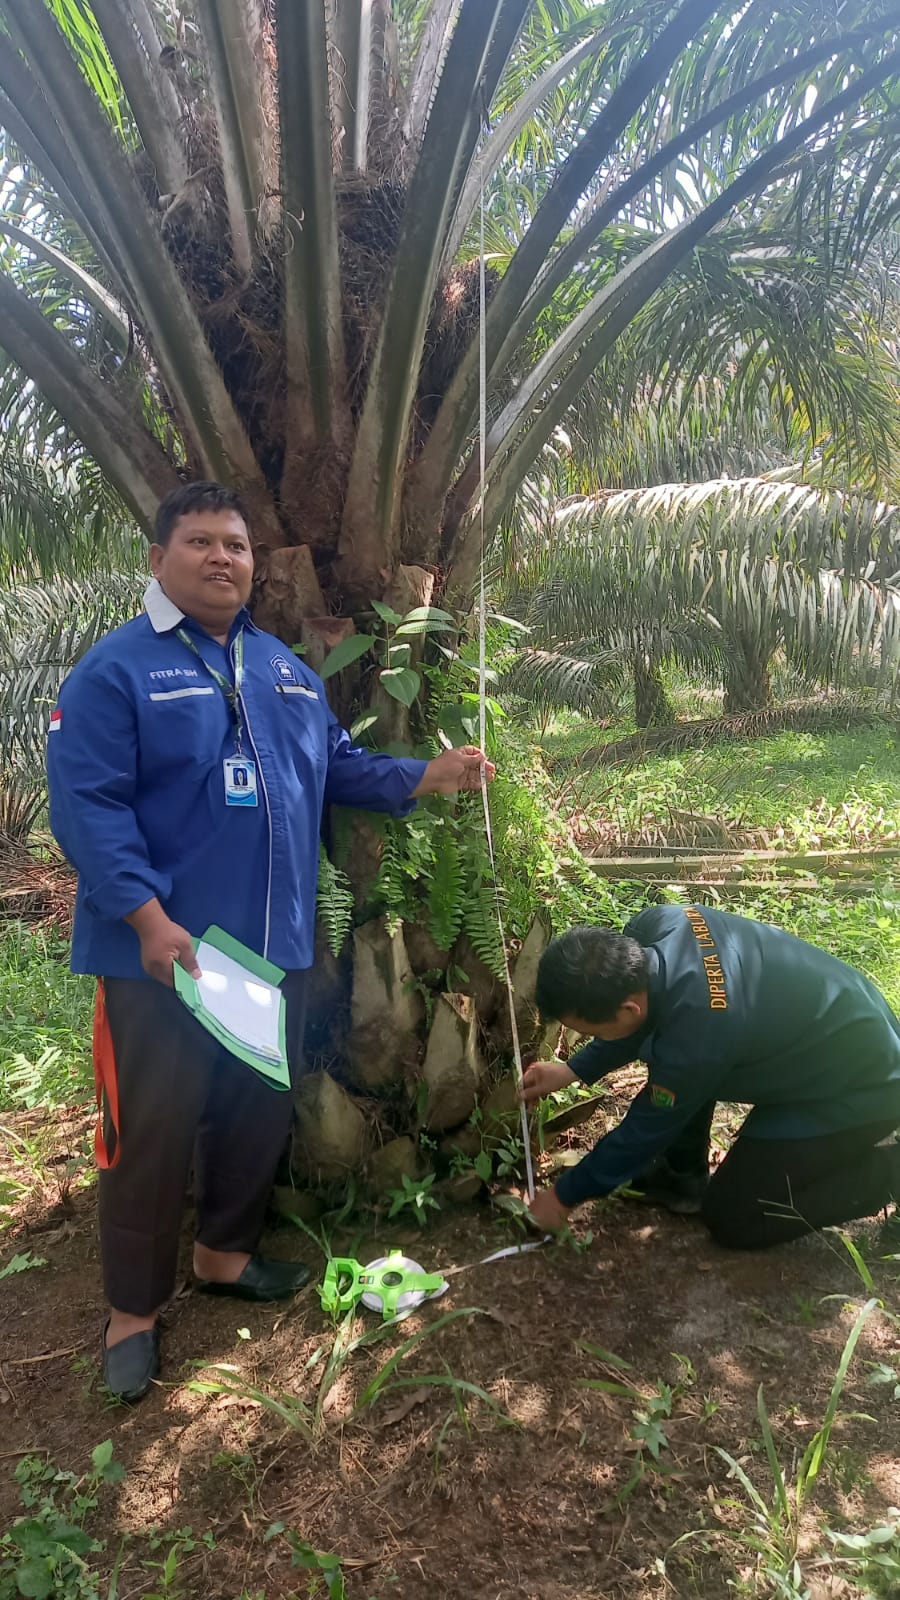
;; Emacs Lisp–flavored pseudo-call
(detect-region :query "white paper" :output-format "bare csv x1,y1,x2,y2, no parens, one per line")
195,941,283,1061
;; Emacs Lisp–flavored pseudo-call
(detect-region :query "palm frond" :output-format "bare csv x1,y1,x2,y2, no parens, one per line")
497,474,900,713
0,570,142,841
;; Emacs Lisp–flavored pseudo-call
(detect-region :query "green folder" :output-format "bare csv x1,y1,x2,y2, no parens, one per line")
173,925,290,1090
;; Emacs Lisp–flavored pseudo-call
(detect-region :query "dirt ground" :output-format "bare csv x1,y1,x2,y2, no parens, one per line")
2,1094,899,1600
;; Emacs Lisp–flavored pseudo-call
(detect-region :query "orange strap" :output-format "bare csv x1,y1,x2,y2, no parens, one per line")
92,980,121,1170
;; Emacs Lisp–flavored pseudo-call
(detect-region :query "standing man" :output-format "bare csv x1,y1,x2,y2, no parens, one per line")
522,904,900,1246
48,481,493,1402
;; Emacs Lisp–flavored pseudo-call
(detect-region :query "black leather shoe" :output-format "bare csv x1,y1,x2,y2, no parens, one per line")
195,1255,311,1303
101,1322,160,1403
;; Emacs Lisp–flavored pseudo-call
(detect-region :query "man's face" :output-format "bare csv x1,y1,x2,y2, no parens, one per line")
561,993,647,1041
150,509,253,627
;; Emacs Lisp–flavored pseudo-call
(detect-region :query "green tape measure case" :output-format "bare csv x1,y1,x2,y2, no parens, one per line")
319,1250,448,1320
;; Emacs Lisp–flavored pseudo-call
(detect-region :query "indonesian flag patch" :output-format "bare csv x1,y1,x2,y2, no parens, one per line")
49,708,62,734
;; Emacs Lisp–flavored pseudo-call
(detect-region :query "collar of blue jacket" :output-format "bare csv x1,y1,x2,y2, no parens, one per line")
48,585,429,979
142,576,255,642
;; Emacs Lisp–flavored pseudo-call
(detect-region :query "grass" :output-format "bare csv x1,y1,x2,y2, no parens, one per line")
0,922,93,1112
538,717,900,1013
672,1299,889,1598
543,720,900,851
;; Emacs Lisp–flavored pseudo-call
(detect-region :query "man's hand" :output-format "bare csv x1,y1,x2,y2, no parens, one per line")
528,1186,572,1232
519,1058,578,1105
412,745,495,797
124,899,201,987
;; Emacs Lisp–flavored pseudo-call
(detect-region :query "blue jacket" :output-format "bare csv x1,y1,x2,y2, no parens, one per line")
555,904,900,1207
47,580,428,979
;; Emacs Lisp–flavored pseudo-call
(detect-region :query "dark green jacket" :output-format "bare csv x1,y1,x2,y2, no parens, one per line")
555,905,900,1207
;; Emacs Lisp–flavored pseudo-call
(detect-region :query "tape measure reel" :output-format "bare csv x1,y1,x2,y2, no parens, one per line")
320,1249,448,1321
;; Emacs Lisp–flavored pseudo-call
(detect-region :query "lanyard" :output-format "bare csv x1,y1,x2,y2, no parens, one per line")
177,626,245,752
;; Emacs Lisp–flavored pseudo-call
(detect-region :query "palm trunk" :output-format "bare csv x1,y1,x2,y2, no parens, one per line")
633,649,673,728
723,640,773,713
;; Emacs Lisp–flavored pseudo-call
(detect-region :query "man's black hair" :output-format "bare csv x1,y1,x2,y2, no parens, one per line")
154,481,250,546
535,927,650,1023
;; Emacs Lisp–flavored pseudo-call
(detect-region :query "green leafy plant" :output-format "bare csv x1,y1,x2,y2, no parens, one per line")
822,1516,900,1595
0,924,94,1114
186,1366,316,1443
0,1441,124,1600
319,602,457,710
140,1527,216,1600
353,1307,493,1414
578,1345,697,1506
265,1526,346,1600
387,1172,442,1228
0,1249,47,1281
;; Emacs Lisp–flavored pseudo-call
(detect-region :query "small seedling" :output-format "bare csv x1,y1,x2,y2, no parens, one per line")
791,1294,819,1327
0,1249,48,1280
387,1172,441,1227
265,1524,346,1599
578,1345,696,1506
141,1526,216,1599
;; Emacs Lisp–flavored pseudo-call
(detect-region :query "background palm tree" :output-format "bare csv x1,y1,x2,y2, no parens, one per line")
500,477,900,725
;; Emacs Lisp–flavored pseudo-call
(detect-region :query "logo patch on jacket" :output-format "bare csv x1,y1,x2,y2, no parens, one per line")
270,653,297,684
649,1083,676,1109
49,708,62,733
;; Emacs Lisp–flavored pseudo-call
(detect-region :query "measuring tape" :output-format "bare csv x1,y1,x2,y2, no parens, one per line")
319,1237,548,1322
475,146,536,1203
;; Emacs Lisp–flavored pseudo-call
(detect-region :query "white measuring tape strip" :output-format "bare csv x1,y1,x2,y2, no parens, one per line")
441,1237,549,1279
476,148,536,1203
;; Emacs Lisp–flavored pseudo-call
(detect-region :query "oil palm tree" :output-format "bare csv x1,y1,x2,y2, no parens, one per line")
3,0,900,1172
502,477,900,723
1,1,899,627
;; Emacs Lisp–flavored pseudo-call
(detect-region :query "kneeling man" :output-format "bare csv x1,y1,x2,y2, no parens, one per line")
523,904,900,1247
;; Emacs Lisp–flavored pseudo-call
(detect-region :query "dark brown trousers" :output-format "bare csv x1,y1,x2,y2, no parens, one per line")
99,973,307,1315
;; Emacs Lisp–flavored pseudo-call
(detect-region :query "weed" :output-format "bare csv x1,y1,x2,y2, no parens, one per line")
387,1172,441,1227
1,1115,91,1211
791,1294,820,1327
0,924,93,1112
187,1365,316,1441
211,1451,262,1516
826,1444,874,1496
673,1298,881,1596
821,1515,900,1594
838,1229,877,1293
352,1305,493,1414
266,1524,346,1598
0,1248,47,1280
867,1359,900,1400
141,1528,216,1600
0,1440,124,1600
578,1345,697,1506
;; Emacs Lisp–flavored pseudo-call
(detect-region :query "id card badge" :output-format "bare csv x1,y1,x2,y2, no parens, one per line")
223,756,258,807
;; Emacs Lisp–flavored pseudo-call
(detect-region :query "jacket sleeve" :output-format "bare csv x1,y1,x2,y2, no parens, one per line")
554,1047,725,1207
47,661,172,920
323,706,428,816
